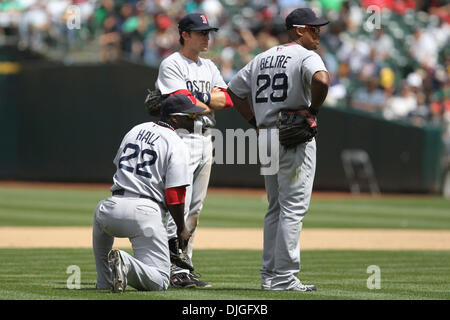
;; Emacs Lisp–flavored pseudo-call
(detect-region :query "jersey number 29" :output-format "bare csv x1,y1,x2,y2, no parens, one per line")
119,143,158,178
255,73,288,103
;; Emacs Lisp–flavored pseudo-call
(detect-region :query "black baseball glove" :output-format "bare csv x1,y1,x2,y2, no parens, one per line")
168,238,194,272
276,110,318,148
144,88,168,116
170,250,194,272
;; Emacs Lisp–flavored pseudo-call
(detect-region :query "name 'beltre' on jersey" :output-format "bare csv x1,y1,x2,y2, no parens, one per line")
136,128,160,146
259,54,292,71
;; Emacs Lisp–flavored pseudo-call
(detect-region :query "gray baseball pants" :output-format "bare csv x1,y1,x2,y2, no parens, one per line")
260,139,316,290
93,195,171,291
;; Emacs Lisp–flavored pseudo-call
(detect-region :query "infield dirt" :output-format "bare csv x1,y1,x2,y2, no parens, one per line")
1,181,448,250
1,227,450,250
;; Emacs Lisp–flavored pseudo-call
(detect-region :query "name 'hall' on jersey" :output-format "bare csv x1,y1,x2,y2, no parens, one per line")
136,128,160,146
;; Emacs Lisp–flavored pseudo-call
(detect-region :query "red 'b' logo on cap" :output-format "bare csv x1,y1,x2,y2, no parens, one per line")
200,14,208,24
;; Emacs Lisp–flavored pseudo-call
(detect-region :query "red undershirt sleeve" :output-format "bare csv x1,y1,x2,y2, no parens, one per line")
219,88,234,108
165,186,186,205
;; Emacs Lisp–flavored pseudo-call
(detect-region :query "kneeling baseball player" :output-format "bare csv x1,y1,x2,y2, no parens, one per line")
92,94,208,292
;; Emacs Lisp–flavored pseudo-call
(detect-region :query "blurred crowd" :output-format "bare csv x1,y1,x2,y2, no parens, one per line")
0,0,449,140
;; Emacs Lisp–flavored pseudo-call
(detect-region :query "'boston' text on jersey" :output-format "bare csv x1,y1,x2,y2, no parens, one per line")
186,80,211,93
259,55,292,71
136,129,160,146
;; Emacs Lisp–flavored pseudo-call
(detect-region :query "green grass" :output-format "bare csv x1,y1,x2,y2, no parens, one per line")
0,187,105,226
1,186,449,301
1,186,449,229
0,249,449,300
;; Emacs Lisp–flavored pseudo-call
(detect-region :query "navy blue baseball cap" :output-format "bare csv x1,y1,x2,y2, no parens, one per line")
285,8,329,29
161,94,206,117
178,13,219,32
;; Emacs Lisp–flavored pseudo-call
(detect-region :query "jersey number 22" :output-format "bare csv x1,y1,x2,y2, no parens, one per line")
119,143,158,178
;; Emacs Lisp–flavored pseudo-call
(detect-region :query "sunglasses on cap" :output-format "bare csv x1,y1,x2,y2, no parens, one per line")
170,113,197,119
292,25,321,33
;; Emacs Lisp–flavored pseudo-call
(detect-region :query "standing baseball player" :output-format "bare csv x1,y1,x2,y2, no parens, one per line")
154,12,234,288
227,8,330,291
93,94,207,292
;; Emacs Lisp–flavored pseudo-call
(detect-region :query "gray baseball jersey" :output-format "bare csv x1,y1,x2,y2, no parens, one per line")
228,43,327,127
156,52,227,127
111,121,190,204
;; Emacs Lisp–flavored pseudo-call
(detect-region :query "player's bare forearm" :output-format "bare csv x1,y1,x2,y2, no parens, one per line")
208,90,226,109
167,203,190,242
227,88,254,121
208,87,233,110
310,71,330,114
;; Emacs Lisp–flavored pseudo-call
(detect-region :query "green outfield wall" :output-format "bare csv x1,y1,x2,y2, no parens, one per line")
0,59,444,193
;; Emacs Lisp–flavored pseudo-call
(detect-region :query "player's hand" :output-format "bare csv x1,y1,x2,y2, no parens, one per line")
198,104,212,114
177,228,191,252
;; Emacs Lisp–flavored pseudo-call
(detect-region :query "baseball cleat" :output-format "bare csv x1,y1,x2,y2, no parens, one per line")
108,249,127,293
261,281,316,291
290,282,317,292
188,272,212,288
170,271,197,289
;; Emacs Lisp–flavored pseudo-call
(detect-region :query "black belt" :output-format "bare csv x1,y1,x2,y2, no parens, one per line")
112,189,158,203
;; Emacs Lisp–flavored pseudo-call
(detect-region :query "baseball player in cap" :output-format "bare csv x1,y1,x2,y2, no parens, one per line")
92,94,207,292
154,12,233,288
227,8,330,291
